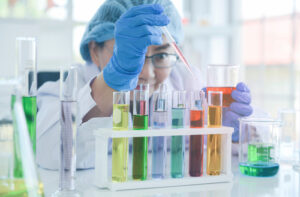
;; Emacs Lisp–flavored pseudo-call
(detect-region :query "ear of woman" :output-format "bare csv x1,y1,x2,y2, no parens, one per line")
88,41,102,67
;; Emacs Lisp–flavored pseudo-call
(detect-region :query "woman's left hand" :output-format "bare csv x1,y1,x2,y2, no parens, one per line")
223,82,253,142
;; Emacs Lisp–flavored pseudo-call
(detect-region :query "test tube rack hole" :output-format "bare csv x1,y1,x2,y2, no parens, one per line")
94,127,233,191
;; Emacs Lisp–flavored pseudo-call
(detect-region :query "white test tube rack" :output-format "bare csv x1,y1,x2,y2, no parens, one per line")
94,127,234,191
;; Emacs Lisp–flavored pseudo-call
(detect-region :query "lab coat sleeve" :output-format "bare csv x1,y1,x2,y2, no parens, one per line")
37,78,112,170
77,77,97,122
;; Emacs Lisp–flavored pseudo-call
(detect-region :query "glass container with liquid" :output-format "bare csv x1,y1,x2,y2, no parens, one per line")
207,91,223,176
112,91,130,182
151,84,168,179
239,118,281,177
12,37,37,155
189,90,205,177
132,84,149,181
52,66,80,197
206,65,239,108
171,90,186,178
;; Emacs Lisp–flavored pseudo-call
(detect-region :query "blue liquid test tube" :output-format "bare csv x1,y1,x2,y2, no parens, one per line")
151,84,168,179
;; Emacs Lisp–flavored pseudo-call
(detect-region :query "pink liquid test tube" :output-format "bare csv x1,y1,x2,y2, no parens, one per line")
160,26,194,77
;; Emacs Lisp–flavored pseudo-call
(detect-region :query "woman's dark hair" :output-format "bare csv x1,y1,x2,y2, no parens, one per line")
96,42,105,49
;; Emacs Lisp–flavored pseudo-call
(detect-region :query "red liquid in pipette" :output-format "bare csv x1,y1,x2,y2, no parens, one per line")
171,42,194,76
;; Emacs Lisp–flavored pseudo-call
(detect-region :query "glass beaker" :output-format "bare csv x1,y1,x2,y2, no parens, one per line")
283,110,300,172
206,64,239,107
112,91,130,182
239,118,281,177
279,109,300,163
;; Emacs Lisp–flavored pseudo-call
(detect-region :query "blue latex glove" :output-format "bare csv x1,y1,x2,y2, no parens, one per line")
103,4,169,91
223,82,253,142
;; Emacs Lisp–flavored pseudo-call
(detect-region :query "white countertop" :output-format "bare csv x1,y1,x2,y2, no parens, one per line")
39,156,300,197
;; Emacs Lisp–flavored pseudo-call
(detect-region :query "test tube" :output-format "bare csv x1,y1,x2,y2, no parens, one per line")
161,26,193,76
52,66,80,197
112,91,130,182
132,84,149,180
206,91,223,176
189,90,205,177
13,37,37,155
171,91,186,178
151,84,168,179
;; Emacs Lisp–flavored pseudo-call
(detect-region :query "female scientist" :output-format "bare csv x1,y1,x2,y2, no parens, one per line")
37,0,252,169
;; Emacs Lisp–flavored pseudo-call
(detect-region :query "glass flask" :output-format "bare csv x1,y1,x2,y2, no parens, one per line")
239,118,281,177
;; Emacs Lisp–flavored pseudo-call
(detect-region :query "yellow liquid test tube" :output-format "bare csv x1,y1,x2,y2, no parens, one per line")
112,92,130,182
207,91,223,176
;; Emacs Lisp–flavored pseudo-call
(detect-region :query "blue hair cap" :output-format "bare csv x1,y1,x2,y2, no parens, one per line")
80,0,183,62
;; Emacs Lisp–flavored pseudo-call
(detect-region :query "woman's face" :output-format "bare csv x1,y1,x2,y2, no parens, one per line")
91,36,174,96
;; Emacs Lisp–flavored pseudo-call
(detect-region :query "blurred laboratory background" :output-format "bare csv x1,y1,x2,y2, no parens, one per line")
0,0,299,117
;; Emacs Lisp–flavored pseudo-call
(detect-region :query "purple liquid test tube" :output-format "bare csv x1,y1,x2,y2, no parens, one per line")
151,84,168,179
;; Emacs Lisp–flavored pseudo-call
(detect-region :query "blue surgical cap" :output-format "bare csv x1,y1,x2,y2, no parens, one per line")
80,0,183,62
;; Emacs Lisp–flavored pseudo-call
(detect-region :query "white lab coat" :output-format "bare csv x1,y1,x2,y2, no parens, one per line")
36,62,203,170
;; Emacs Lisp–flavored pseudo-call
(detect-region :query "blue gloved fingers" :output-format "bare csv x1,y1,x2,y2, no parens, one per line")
223,110,240,142
232,90,251,104
121,4,163,18
236,82,250,93
127,35,162,49
122,14,169,28
119,35,162,50
143,35,163,46
117,24,162,38
230,102,253,116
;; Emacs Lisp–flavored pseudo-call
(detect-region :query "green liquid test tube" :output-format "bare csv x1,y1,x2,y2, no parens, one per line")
12,37,38,178
132,84,149,181
112,92,130,182
171,91,186,178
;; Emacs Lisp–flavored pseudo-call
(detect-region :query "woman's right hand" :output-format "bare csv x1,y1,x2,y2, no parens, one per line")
103,4,170,91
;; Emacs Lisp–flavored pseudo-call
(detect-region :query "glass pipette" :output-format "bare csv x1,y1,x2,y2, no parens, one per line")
161,26,194,77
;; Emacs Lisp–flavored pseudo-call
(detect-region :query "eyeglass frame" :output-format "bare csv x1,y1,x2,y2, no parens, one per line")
145,53,179,69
